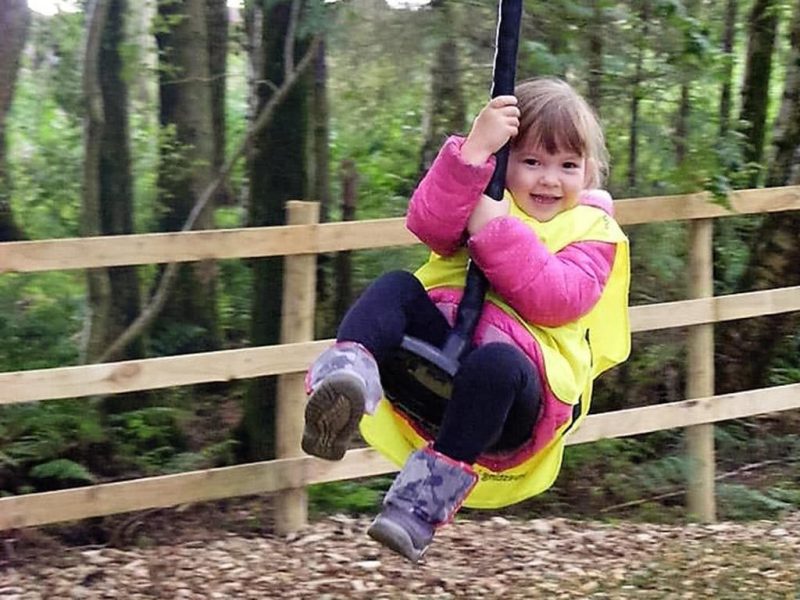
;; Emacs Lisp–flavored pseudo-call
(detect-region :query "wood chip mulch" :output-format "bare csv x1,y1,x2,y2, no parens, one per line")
1,511,799,599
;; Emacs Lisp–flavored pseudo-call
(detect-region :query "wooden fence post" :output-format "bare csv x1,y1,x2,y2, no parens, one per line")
686,218,716,522
275,201,319,534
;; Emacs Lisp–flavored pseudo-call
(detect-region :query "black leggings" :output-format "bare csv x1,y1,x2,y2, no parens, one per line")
338,270,541,464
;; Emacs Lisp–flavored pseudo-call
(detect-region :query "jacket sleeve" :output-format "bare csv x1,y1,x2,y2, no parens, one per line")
468,216,616,327
406,136,496,256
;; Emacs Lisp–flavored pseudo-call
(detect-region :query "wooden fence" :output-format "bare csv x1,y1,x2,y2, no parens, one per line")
1,186,800,533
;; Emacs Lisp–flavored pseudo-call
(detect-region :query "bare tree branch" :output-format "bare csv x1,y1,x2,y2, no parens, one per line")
96,32,322,364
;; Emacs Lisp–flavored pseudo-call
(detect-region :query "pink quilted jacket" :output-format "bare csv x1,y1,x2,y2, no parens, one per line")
406,135,617,468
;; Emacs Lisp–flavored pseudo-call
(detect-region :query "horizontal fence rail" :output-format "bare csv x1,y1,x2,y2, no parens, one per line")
2,186,800,273
1,383,798,530
1,286,798,404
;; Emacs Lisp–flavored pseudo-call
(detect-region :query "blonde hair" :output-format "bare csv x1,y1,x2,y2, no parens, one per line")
513,77,608,188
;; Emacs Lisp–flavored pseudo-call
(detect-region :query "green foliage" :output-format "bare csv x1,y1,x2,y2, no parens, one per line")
0,400,106,494
151,438,240,474
308,476,392,517
29,458,96,486
530,424,800,524
108,407,189,475
716,483,796,520
521,40,568,77
8,82,83,239
222,52,250,205
151,0,189,37
155,123,197,209
29,11,85,118
628,223,688,303
328,8,434,226
716,425,800,466
556,438,654,507
148,320,210,357
217,257,254,344
766,331,800,386
705,129,764,204
130,106,161,233
0,273,83,371
6,12,85,239
713,216,762,295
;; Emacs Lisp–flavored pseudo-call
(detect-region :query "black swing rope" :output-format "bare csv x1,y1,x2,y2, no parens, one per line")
379,0,523,433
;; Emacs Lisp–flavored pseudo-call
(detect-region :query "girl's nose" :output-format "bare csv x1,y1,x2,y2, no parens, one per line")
539,170,559,187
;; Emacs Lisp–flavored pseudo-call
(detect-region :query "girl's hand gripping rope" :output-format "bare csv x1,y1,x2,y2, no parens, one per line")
461,95,519,166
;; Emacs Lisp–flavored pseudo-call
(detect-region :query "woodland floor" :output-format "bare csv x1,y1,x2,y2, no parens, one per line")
0,500,798,599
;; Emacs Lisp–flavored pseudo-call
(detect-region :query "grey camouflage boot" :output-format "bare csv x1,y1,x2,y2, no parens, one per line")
367,446,478,562
302,342,383,461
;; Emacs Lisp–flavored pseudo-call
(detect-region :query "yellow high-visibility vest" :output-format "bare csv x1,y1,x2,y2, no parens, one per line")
360,198,630,508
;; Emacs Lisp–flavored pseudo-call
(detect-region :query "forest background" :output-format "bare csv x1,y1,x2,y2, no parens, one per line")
0,0,799,528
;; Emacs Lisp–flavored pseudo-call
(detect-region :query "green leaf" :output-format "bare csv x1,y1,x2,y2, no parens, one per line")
29,459,96,484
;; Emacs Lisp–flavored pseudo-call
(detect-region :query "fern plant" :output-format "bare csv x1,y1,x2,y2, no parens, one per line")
0,400,106,493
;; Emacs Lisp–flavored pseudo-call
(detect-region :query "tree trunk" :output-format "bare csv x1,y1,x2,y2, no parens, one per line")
717,0,800,393
586,0,605,115
240,0,310,461
206,0,230,205
766,0,800,187
739,0,779,183
81,0,113,363
719,0,738,137
153,0,220,356
311,38,331,223
0,0,30,241
82,0,143,371
335,159,358,325
675,0,699,170
627,1,649,192
310,37,333,337
418,1,465,176
675,83,690,167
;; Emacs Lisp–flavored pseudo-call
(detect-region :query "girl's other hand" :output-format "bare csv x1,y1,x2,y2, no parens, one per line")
461,96,519,166
467,193,510,236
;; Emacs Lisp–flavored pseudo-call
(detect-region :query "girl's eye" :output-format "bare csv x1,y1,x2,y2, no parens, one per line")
523,158,539,166
563,161,579,169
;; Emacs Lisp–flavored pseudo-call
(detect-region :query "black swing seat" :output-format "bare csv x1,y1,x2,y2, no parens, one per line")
381,330,586,453
379,334,458,437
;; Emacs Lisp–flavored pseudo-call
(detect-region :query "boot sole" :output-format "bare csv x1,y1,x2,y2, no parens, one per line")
367,515,427,563
302,372,365,461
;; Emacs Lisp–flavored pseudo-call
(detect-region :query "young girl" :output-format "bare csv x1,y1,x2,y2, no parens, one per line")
303,77,630,562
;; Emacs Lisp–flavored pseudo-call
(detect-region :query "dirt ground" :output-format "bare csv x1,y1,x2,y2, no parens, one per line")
1,504,798,599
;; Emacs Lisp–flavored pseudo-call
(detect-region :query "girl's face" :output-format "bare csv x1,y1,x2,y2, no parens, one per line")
506,144,587,222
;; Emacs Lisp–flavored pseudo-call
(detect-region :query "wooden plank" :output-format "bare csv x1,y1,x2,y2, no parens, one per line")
629,286,800,332
1,286,798,406
1,186,798,273
567,383,800,445
0,219,414,274
0,457,310,530
0,341,329,404
615,185,800,225
0,450,394,530
2,383,798,530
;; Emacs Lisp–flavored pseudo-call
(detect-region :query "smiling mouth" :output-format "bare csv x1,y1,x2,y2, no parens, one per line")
530,194,561,205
